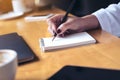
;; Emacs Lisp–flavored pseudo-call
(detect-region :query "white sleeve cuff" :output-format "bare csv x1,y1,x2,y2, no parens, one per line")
92,9,112,34
92,7,120,37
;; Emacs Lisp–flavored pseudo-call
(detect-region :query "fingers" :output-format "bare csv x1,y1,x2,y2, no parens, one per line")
47,15,73,36
47,20,57,35
47,14,64,35
47,14,82,37
47,18,57,35
57,20,73,35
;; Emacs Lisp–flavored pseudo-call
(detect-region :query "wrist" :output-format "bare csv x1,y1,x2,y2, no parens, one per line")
81,15,100,31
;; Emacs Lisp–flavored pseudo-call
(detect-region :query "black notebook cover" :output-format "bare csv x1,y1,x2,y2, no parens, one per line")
0,33,36,64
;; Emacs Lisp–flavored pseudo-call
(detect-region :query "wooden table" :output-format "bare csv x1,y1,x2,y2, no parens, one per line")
0,8,120,80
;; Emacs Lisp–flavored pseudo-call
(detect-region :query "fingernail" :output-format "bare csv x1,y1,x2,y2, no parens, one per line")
59,34,64,37
54,33,57,36
57,29,61,34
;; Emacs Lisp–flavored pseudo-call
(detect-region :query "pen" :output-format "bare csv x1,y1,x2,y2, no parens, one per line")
52,0,76,41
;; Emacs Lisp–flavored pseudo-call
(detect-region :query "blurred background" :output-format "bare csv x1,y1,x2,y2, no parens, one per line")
0,0,13,14
51,0,120,16
0,0,119,16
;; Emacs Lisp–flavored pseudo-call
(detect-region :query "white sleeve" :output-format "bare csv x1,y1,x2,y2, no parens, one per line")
92,2,120,37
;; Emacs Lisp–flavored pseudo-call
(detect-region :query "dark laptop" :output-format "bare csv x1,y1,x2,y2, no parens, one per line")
0,33,36,64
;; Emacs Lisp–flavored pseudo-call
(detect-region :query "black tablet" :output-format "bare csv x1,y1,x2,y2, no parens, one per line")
48,65,120,80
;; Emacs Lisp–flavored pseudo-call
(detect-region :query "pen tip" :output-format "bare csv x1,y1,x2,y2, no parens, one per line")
52,37,55,41
52,33,57,41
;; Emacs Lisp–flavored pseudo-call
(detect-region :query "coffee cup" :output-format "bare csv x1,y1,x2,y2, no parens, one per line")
12,0,34,13
0,49,17,80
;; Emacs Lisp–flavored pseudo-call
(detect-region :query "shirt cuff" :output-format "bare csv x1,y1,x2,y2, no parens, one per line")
92,9,112,34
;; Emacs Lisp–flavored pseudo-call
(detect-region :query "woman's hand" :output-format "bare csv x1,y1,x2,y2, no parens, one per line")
47,14,100,37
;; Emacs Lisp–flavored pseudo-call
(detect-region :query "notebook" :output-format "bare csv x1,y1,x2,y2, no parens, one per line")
40,32,96,52
0,33,36,64
24,14,54,22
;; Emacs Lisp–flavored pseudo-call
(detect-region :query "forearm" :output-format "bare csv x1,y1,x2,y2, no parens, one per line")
80,15,100,31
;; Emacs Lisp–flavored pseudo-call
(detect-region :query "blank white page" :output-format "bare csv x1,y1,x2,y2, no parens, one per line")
40,32,96,52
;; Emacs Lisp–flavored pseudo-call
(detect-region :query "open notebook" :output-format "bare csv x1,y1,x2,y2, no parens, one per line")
40,32,96,52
